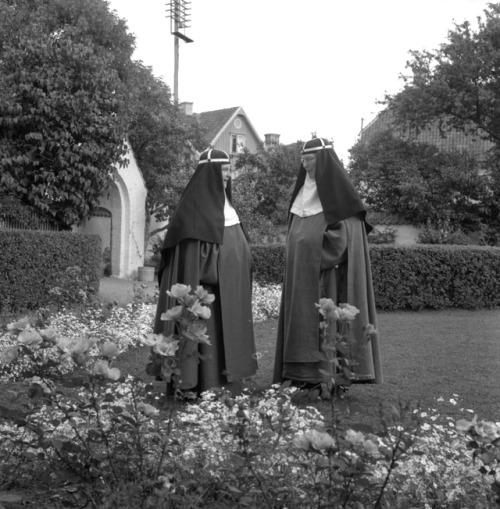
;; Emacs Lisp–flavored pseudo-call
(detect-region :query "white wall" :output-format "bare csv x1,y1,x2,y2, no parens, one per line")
372,224,420,245
74,142,147,279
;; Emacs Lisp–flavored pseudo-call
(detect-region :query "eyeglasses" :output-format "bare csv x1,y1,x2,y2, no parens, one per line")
301,156,316,164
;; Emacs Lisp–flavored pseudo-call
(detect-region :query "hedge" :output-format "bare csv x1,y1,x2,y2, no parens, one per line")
252,243,500,311
0,229,102,313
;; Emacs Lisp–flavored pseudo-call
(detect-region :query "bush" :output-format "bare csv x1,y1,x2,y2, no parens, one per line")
368,226,397,244
370,244,500,310
1,293,499,508
102,247,112,276
446,230,473,245
0,230,102,313
251,243,500,310
417,218,473,245
252,244,285,285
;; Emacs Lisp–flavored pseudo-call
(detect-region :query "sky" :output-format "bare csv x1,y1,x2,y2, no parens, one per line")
106,0,492,163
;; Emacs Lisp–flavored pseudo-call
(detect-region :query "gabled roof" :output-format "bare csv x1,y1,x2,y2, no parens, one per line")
361,109,494,159
196,106,261,146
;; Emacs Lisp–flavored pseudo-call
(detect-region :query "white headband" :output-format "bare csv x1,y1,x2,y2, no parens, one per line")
302,138,333,153
198,149,230,165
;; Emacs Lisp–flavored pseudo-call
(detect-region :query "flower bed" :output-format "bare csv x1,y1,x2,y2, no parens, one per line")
0,285,499,508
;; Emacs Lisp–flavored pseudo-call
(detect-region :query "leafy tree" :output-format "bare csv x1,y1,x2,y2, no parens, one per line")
230,169,275,243
349,131,489,231
234,142,302,228
0,0,134,228
366,4,500,237
126,63,208,238
385,3,500,147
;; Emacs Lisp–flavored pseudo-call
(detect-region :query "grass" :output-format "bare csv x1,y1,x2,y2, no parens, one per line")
116,307,500,423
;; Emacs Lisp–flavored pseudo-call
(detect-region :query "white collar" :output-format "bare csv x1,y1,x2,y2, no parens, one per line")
224,193,240,226
290,175,323,217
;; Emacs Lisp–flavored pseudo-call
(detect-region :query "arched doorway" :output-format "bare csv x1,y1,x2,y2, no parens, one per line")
80,207,112,274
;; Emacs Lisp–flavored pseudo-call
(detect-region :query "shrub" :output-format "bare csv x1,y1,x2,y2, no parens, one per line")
1,293,499,508
368,226,397,244
0,230,101,313
251,243,500,310
446,230,473,245
102,247,112,276
370,244,500,310
252,243,285,285
418,218,473,245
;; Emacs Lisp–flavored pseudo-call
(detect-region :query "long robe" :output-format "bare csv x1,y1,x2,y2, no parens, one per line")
273,212,383,384
150,223,257,393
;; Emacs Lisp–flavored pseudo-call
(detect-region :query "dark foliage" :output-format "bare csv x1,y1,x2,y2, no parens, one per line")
251,243,500,310
234,143,303,228
0,0,136,228
0,230,102,312
349,131,489,231
385,3,500,146
126,63,208,235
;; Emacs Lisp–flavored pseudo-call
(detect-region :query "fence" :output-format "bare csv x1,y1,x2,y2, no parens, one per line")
0,210,60,231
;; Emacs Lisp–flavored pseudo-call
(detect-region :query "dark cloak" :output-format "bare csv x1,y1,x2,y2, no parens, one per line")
273,145,382,385
149,159,257,393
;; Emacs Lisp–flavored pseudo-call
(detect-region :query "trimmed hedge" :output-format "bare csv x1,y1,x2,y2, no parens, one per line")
0,229,102,312
252,244,285,285
370,244,500,310
252,243,500,310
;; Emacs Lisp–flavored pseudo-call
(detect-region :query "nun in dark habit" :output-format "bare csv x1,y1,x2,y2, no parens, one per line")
273,137,383,388
148,149,257,395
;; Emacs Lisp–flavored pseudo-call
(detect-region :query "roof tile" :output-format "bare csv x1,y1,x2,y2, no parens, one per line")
361,109,494,159
197,107,239,145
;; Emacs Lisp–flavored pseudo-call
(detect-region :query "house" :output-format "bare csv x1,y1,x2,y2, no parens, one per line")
73,141,148,279
182,103,263,159
360,108,494,160
359,109,494,244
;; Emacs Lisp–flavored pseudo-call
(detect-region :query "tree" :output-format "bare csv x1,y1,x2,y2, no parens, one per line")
234,142,302,228
0,0,134,228
348,131,490,231
126,63,208,238
360,4,500,235
385,3,500,148
229,169,275,242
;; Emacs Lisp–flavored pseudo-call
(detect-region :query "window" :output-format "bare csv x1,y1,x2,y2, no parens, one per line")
231,134,246,153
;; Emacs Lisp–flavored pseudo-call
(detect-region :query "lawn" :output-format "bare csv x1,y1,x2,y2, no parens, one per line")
116,307,500,423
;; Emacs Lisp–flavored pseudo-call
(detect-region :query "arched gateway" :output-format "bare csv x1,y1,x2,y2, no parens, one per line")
74,143,147,279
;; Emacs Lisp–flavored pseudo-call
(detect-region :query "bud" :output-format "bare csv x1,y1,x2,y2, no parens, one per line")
101,342,119,359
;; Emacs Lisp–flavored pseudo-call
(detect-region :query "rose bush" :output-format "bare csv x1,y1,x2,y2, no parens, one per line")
0,285,499,507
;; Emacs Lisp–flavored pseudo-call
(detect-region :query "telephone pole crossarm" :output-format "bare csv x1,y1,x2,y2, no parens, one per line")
165,0,193,104
166,0,193,42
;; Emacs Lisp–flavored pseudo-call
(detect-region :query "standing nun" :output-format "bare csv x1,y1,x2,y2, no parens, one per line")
148,149,257,395
273,137,383,388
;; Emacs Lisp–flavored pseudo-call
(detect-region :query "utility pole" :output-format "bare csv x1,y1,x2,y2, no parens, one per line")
166,0,193,104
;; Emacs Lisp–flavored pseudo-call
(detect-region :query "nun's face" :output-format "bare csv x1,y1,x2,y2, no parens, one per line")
221,164,231,188
301,154,317,178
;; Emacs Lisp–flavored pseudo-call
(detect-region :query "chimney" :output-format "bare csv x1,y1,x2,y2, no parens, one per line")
180,101,193,116
264,133,280,146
